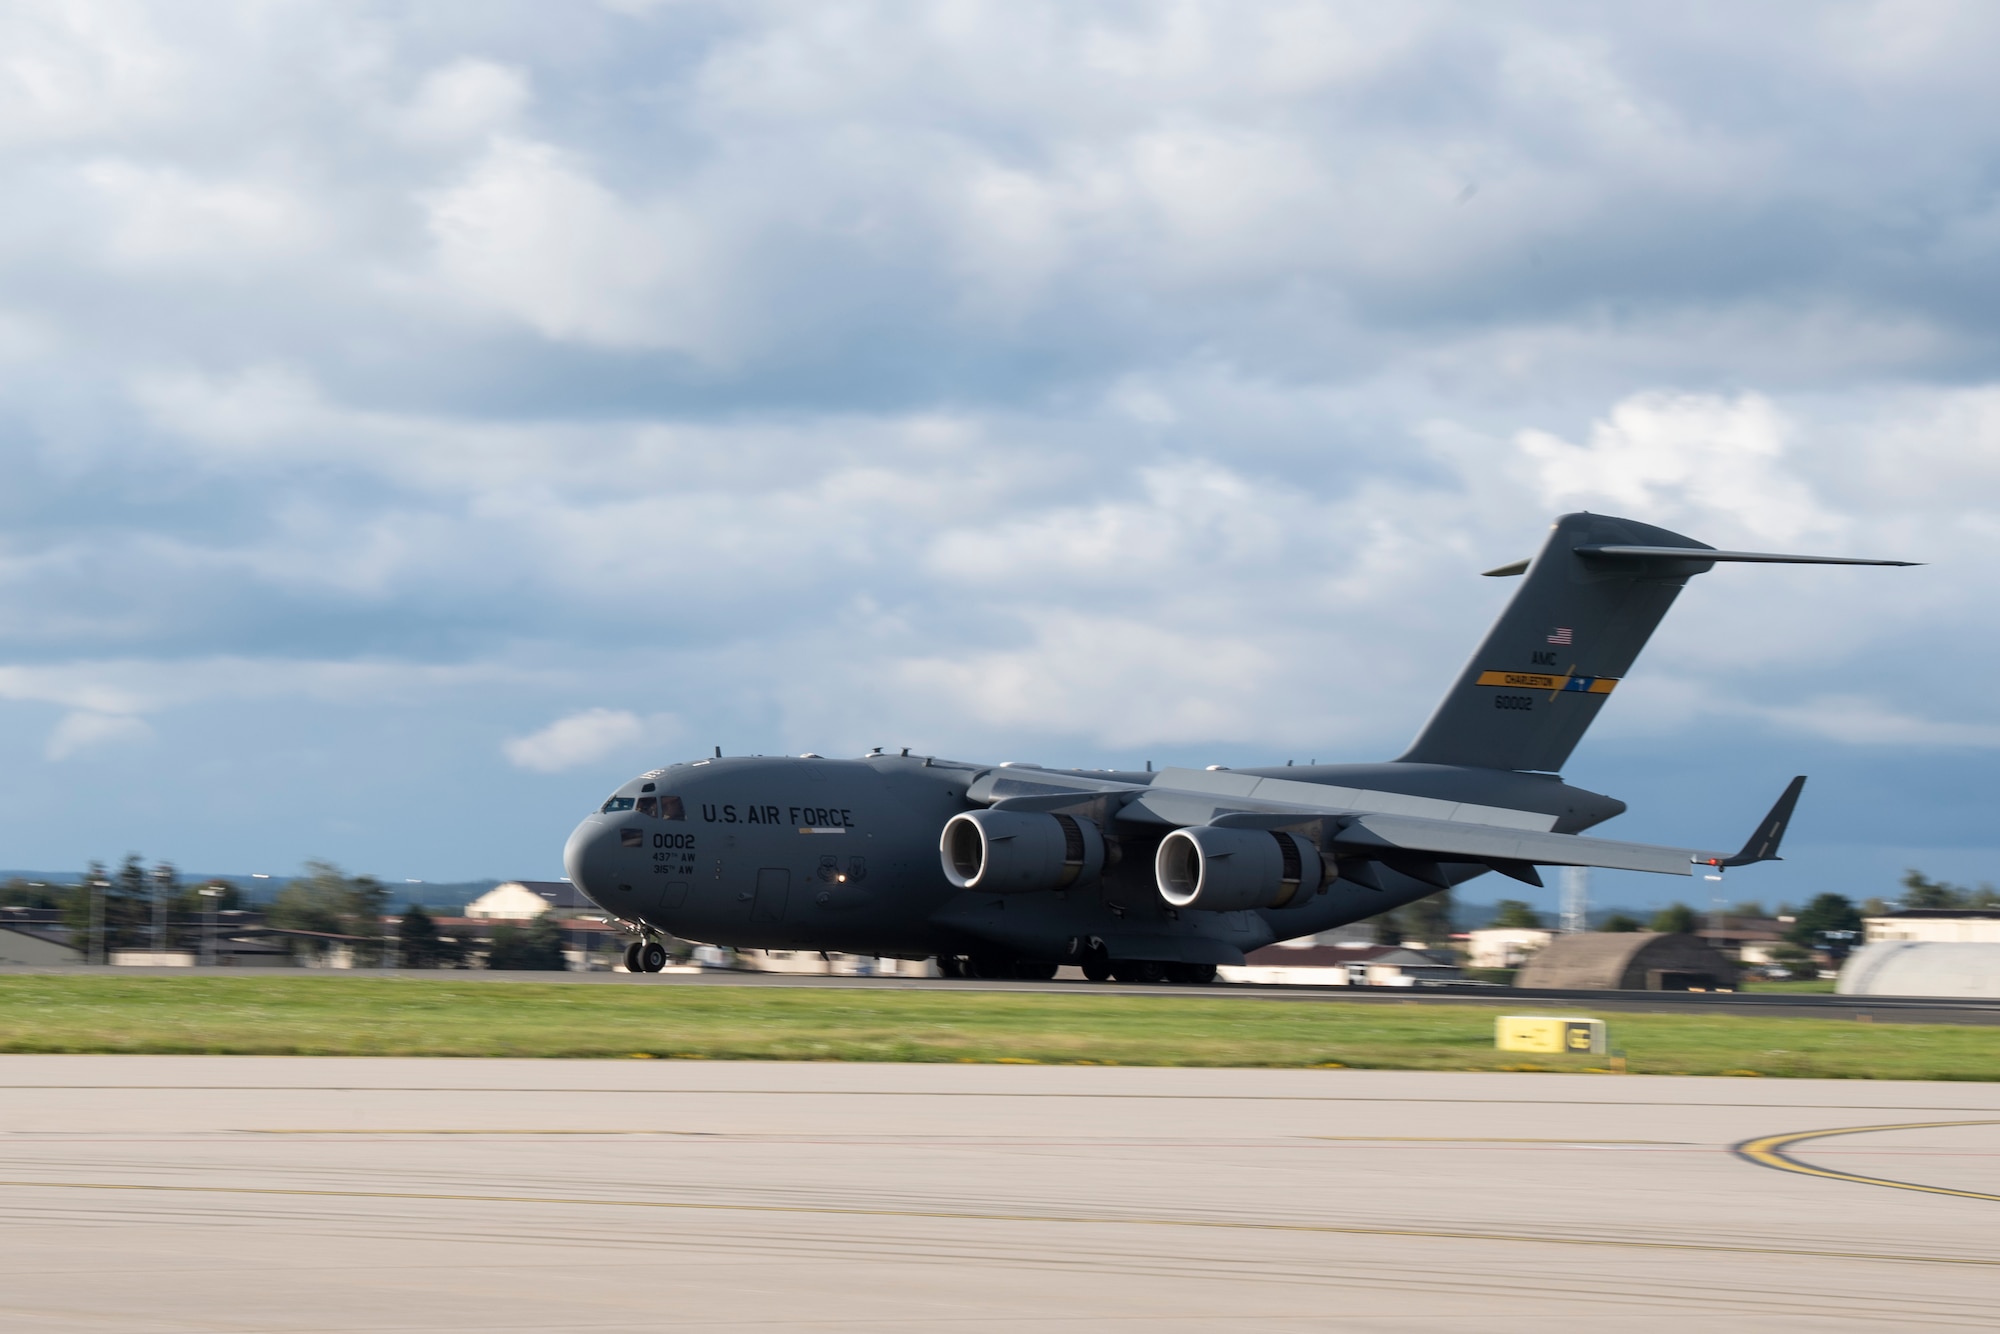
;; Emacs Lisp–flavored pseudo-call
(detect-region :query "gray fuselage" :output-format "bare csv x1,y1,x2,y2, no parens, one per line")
562,753,1624,966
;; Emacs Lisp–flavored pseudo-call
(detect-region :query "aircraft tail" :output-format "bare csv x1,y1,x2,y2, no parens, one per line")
1395,513,1913,773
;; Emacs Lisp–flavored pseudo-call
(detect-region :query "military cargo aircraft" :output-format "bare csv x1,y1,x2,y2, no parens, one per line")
565,513,1912,981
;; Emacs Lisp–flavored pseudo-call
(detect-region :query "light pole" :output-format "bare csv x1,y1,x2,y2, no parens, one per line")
1559,867,1589,934
152,865,173,961
198,887,222,967
90,878,108,965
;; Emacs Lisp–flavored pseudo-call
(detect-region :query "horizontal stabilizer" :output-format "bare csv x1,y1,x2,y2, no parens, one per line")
1575,545,1918,568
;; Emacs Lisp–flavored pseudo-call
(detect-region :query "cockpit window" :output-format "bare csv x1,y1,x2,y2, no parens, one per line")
600,796,636,814
638,795,686,820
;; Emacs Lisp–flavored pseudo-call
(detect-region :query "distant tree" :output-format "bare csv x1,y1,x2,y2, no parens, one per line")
396,905,464,968
0,878,63,910
269,861,392,964
1900,870,1966,910
164,879,243,951
442,925,479,968
1970,884,2000,909
269,864,345,957
1858,897,1893,918
1403,889,1455,944
62,857,150,954
1490,899,1542,929
347,875,390,966
170,879,242,916
1362,906,1403,945
1788,893,1862,947
113,854,152,950
1730,900,1767,920
1649,903,1698,934
486,915,568,970
1601,912,1644,933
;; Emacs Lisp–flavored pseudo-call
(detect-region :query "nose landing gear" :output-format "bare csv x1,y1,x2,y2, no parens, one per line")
1080,940,1113,983
623,938,669,973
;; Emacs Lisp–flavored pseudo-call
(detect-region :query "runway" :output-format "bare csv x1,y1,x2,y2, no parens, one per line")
0,1058,1995,1331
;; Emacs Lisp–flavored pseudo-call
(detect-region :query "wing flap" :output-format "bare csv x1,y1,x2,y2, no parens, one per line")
1331,811,1710,877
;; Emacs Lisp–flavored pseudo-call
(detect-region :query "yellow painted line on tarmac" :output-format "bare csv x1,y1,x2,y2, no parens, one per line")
1,1174,1996,1268
1733,1120,2000,1202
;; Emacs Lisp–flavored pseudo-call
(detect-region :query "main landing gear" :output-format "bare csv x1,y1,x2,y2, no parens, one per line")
934,953,1059,981
1078,940,1214,985
935,945,1216,985
624,939,668,973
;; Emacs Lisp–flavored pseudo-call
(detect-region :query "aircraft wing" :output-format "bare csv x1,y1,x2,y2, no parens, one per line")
975,764,1803,885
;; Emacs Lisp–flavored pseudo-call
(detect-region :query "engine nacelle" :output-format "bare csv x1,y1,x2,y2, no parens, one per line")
940,809,1106,892
1155,826,1323,912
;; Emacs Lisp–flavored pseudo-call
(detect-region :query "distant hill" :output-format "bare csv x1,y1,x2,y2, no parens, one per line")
0,871,505,913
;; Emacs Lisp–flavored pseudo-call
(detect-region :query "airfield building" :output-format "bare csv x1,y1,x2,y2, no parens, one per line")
1514,931,1740,991
464,880,597,919
1864,909,2000,944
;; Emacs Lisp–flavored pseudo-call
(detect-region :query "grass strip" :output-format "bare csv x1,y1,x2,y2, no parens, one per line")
0,975,1993,1079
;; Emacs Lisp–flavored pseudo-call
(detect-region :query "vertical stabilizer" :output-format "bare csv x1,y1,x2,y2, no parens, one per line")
1396,513,1710,772
1396,514,1911,772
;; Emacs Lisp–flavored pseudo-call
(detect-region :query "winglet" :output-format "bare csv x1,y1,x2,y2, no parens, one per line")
1704,775,1807,869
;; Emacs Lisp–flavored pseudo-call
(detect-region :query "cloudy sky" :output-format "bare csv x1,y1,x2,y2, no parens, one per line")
3,1,1997,908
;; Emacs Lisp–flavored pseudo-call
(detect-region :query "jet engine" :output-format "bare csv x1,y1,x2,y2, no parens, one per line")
940,809,1106,892
1155,826,1323,912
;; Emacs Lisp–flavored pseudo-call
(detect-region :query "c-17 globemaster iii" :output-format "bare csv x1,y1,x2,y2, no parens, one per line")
565,512,1913,981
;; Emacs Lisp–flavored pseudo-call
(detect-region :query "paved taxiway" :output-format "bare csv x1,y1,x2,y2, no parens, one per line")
0,1058,1995,1331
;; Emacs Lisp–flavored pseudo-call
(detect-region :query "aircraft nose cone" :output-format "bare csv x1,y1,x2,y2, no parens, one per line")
563,818,624,914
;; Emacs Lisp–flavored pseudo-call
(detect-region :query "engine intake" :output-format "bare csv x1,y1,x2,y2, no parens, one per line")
940,809,1105,892
1155,826,1323,911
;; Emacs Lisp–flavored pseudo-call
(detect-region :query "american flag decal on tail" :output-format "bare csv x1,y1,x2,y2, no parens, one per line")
1547,627,1573,645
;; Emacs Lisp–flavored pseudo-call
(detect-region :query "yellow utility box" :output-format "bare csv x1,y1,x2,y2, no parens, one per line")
1496,1015,1607,1056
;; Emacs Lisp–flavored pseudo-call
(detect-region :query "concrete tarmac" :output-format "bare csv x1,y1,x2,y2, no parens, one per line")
0,1057,1995,1332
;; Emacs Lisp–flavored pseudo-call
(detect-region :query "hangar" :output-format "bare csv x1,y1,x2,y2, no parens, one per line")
0,922,79,967
1838,941,2000,998
1514,931,1739,991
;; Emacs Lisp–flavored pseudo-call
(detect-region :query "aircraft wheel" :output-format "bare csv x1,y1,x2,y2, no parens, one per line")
964,953,1014,980
1110,960,1168,984
1167,962,1217,985
936,954,964,979
1016,960,1058,981
622,941,644,973
640,942,669,973
1081,953,1113,982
